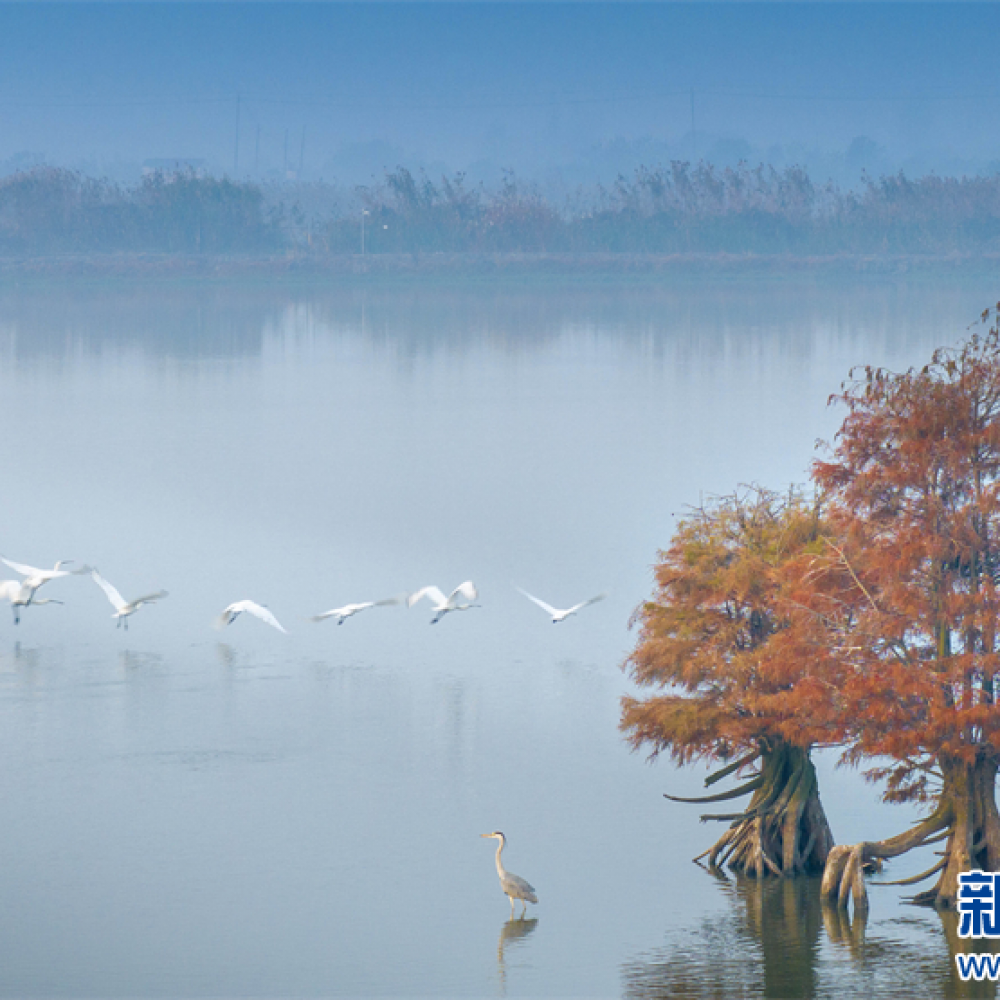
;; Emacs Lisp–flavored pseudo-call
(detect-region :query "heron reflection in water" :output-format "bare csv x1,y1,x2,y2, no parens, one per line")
497,915,538,995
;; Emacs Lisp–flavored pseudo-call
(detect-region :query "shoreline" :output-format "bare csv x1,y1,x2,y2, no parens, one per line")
1,250,999,284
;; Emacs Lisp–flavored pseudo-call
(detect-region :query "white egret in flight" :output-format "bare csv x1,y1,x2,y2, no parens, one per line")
91,570,168,630
407,581,479,624
309,595,405,626
216,600,287,633
0,556,88,624
0,579,63,623
481,831,538,917
515,586,606,623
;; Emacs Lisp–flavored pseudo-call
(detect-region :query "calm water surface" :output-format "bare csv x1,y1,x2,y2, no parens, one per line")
0,275,997,997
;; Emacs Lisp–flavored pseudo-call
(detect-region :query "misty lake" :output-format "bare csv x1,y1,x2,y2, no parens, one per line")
1,271,998,998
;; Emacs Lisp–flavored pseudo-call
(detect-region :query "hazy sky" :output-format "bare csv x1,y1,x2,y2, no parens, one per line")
1,3,999,183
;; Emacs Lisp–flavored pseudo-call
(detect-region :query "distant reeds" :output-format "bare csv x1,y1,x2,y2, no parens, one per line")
4,162,1000,257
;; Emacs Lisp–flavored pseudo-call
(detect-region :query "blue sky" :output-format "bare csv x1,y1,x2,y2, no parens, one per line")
1,4,998,184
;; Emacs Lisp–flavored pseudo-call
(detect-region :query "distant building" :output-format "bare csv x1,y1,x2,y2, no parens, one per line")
141,158,207,178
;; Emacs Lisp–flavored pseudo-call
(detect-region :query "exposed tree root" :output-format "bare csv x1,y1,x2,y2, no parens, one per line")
821,754,1000,911
673,740,834,877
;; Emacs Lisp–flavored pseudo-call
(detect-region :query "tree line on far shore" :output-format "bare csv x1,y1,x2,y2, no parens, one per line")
4,162,1000,257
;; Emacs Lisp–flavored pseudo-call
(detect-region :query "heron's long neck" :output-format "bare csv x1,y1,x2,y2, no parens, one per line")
494,837,507,879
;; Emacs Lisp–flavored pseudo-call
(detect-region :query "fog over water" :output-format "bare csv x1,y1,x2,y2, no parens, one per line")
3,4,1000,184
0,275,998,996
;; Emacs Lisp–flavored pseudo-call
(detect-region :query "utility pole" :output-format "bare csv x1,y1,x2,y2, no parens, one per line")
690,88,696,163
234,93,241,175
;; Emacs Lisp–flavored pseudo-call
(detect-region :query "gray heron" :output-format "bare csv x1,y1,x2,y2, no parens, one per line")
481,831,538,916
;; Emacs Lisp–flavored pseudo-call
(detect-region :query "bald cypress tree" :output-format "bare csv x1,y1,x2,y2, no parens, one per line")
815,319,1000,910
622,488,838,877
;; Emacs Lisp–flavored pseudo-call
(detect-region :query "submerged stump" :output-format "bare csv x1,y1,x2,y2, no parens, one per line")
677,740,835,878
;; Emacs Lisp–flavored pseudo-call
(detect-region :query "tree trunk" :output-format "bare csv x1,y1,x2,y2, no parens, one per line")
684,741,834,877
822,752,1000,911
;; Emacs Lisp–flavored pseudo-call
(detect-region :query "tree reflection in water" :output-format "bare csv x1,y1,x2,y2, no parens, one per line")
622,873,999,999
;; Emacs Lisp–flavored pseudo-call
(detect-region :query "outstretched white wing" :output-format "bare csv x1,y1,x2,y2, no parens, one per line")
132,591,168,608
310,602,371,622
0,557,77,581
373,594,407,607
450,581,478,604
310,608,343,622
91,570,128,612
567,593,607,615
0,557,42,578
408,586,448,608
516,587,559,617
237,600,286,633
312,594,404,622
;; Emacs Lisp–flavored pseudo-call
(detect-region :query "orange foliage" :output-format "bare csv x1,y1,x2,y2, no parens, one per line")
621,487,846,767
813,315,1000,798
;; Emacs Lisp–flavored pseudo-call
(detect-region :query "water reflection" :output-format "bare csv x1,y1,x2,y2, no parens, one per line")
937,911,1000,1000
215,641,236,669
2,275,998,364
118,649,163,673
497,916,538,994
821,897,867,956
0,642,39,671
622,875,823,999
0,642,54,689
1,275,996,995
622,875,998,999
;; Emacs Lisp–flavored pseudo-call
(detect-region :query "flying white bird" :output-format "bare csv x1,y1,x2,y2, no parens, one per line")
216,600,287,633
515,586,606,623
407,581,479,624
0,578,63,623
90,570,168,630
309,595,405,626
0,556,88,624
